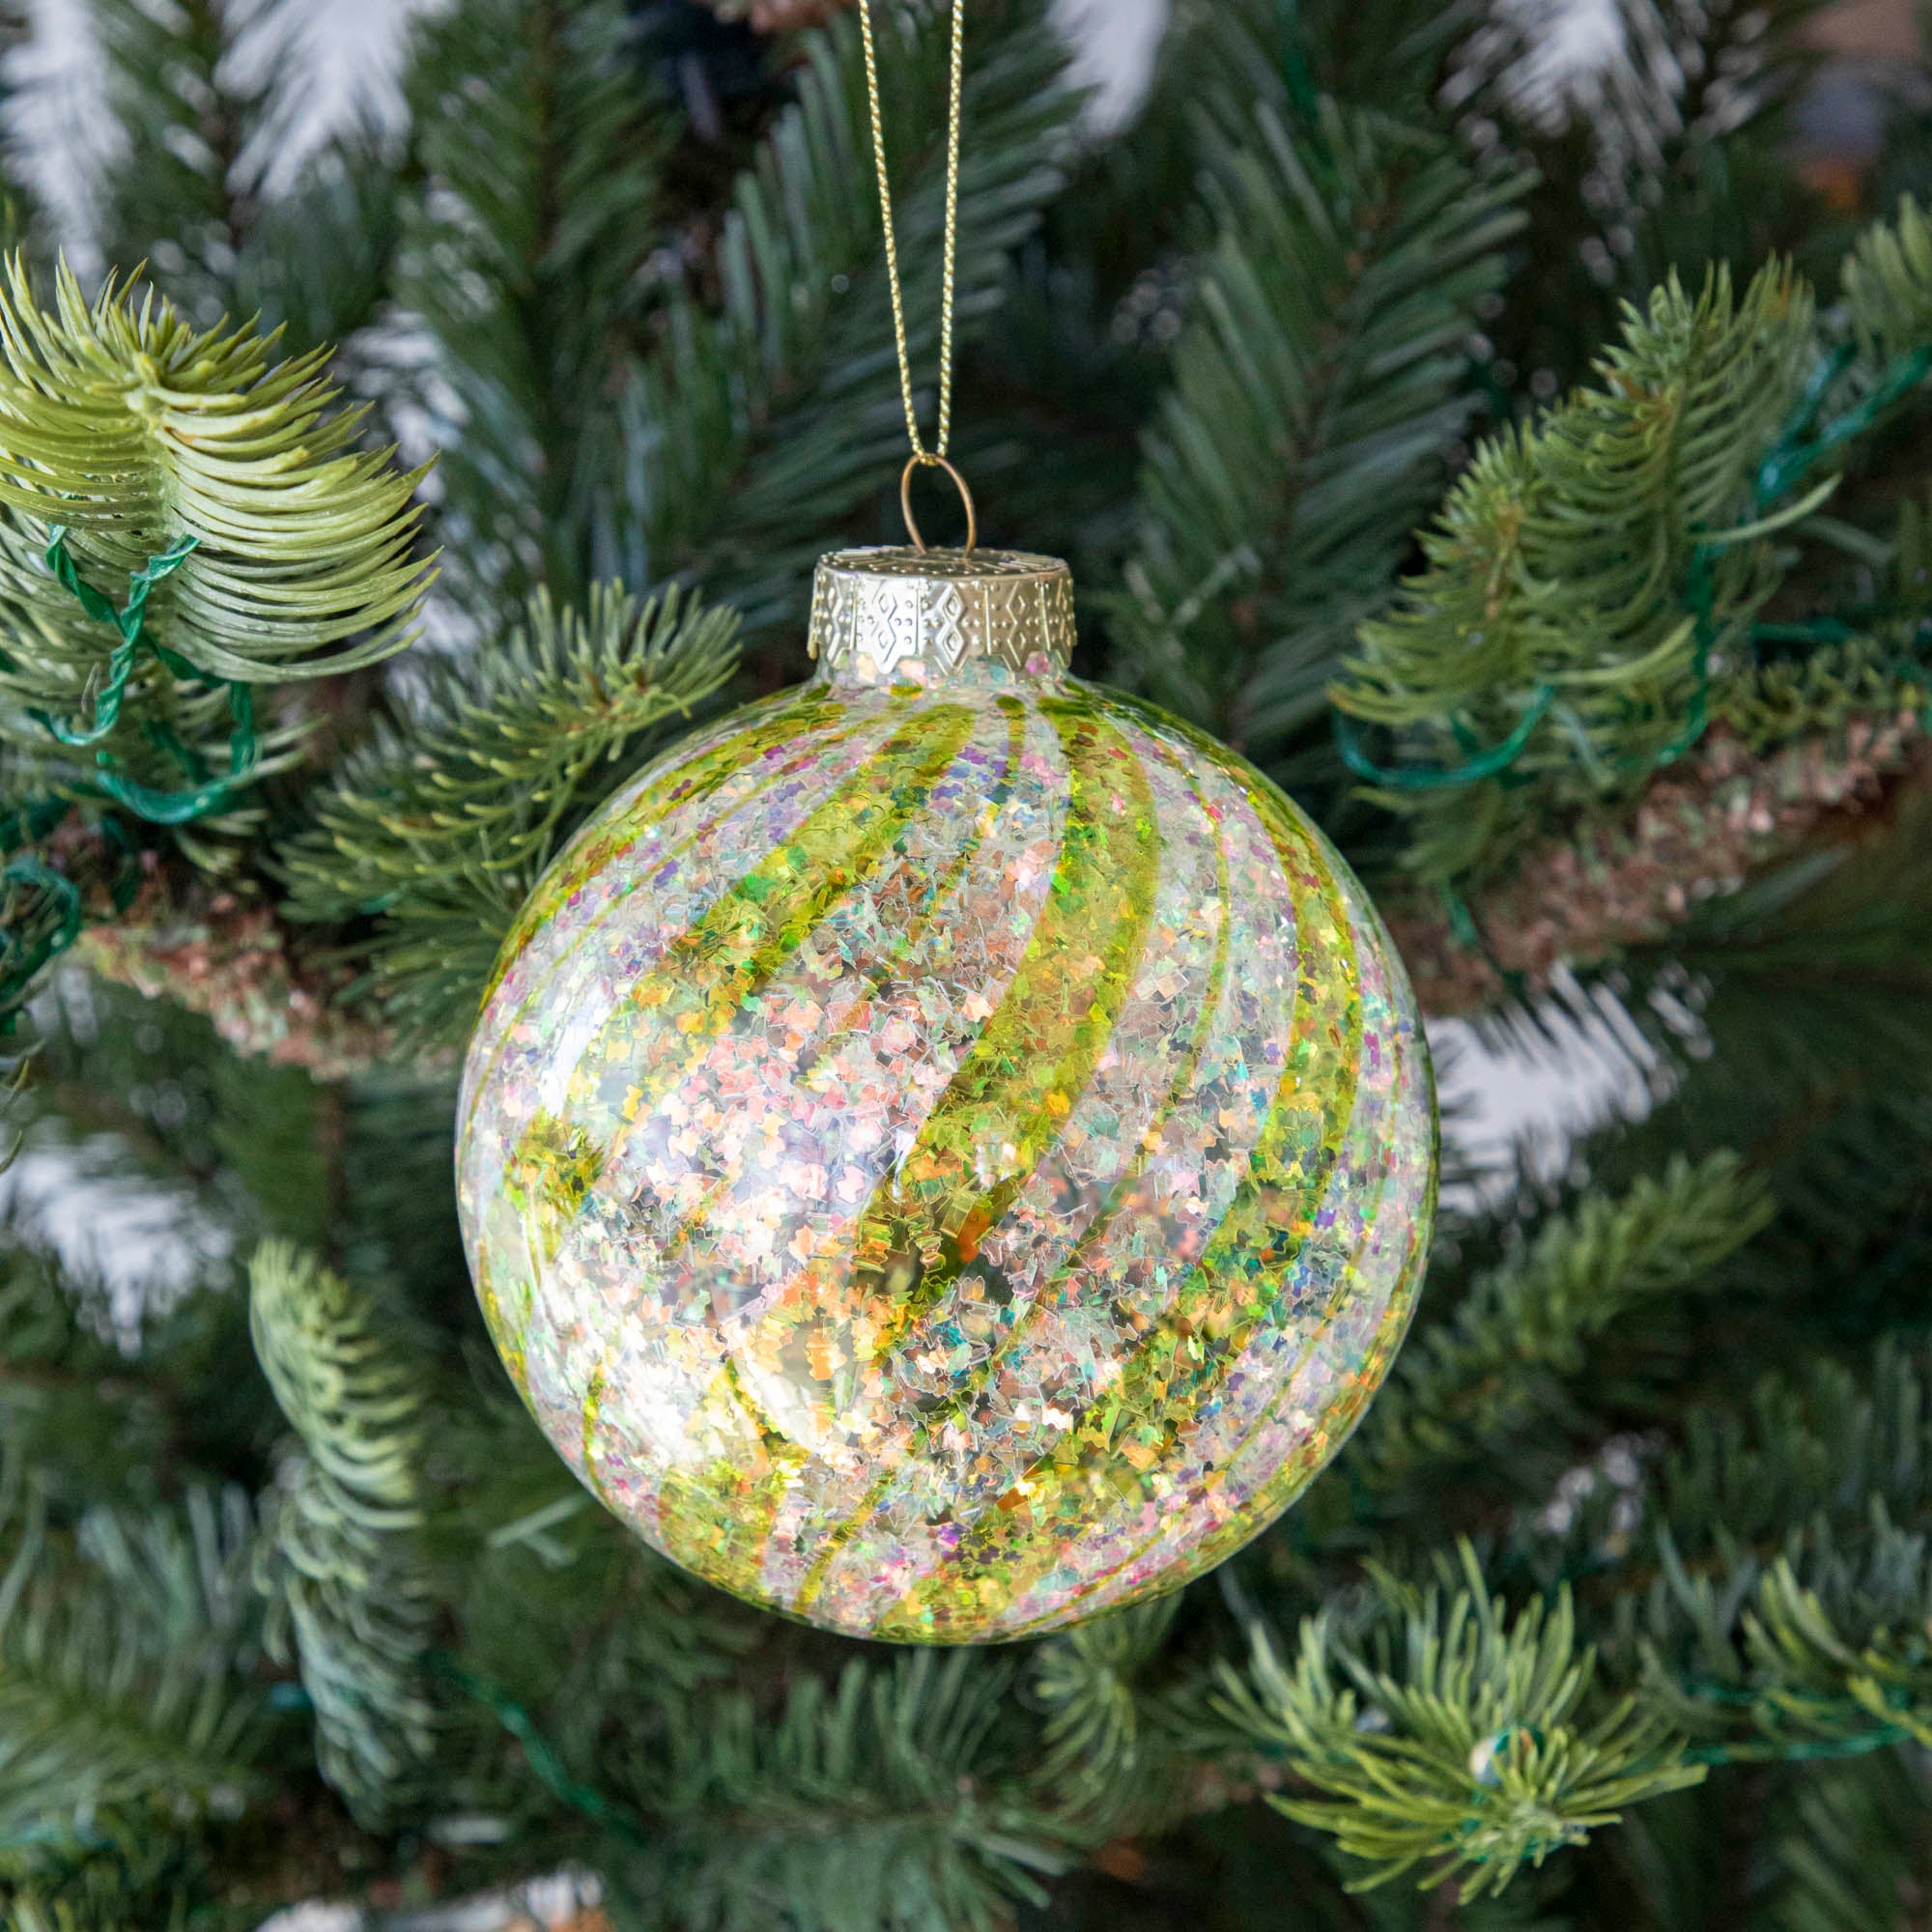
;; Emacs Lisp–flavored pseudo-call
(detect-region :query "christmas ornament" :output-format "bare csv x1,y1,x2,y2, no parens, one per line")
456,542,1436,1640
454,1,1436,1642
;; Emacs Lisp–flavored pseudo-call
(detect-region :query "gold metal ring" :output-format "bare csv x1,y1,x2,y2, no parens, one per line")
901,455,978,555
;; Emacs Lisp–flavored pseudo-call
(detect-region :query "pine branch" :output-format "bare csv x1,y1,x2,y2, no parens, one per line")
1210,1547,1704,1903
1200,1339,1932,1897
1727,1532,1932,1751
75,892,403,1080
1376,712,1928,1014
0,261,439,1017
0,1022,293,1481
1337,259,1821,882
1759,1749,1932,1932
89,0,404,357
0,261,432,688
231,127,408,361
277,581,739,1046
1030,1594,1183,1830
248,1241,436,1825
447,1419,753,1756
1352,1153,1773,1501
1114,86,1530,770
1573,1343,1932,1752
0,1463,274,1868
88,0,302,327
397,0,668,614
1167,193,1932,1013
1843,192,1932,374
1463,0,1832,394
1186,0,1474,119
701,0,850,28
607,1651,1081,1932
0,1248,185,1496
1634,772,1932,1182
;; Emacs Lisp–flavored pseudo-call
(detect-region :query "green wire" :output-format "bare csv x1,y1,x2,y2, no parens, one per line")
33,527,262,824
431,1652,653,1852
0,529,274,1021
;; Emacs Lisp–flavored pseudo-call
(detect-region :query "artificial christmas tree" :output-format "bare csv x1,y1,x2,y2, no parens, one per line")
8,0,1932,1927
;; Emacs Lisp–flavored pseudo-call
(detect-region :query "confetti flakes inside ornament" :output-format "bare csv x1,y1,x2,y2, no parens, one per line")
456,548,1437,1643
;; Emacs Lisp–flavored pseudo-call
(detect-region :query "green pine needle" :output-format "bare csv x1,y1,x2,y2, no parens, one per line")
278,581,740,1043
1031,1594,1183,1825
1116,83,1530,767
1594,1342,1932,1763
0,258,433,687
397,0,667,613
1355,1152,1774,1498
88,0,301,327
0,1464,272,1870
614,1651,1079,1932
1214,1547,1704,1901
1843,194,1932,366
248,1242,436,1825
1336,261,1819,878
1760,1748,1932,1932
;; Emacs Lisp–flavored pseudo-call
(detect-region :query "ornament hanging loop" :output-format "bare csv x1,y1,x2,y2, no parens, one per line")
901,454,977,555
863,0,980,534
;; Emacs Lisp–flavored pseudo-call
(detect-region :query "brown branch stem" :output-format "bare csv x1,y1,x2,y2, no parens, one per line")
1384,708,1930,1013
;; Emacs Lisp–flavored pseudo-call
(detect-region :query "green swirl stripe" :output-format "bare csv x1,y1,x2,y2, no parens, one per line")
779,700,1156,1617
464,699,873,1175
785,696,1033,1102
469,1246,526,1393
480,691,850,1011
1171,963,1432,1581
843,700,1161,1352
791,721,1229,1616
1001,924,1408,1634
580,1362,611,1505
1035,1198,1433,1634
481,705,978,1372
656,1356,810,1597
1181,1179,1430,1581
646,697,1032,1272
946,724,1235,1414
894,765,1363,1636
581,700,1031,1579
461,696,870,1183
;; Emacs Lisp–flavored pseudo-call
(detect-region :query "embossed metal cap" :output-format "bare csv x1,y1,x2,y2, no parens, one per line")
809,547,1075,688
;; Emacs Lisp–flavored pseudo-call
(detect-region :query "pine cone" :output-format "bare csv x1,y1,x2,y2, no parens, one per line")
703,0,853,28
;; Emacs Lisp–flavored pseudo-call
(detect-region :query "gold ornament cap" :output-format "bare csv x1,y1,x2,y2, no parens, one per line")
808,546,1076,689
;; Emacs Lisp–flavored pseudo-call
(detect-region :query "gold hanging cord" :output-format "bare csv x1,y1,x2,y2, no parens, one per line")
858,0,976,554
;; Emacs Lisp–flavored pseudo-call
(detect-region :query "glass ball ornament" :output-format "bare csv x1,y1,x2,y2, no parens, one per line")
456,547,1437,1642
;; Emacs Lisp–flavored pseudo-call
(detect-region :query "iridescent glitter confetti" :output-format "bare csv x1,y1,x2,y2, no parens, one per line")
457,550,1437,1643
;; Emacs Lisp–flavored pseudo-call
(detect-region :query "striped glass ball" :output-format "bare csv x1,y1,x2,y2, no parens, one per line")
457,549,1436,1642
